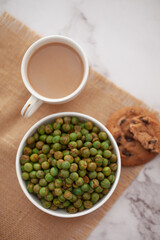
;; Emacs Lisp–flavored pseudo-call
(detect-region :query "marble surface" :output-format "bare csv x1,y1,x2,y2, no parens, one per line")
1,0,160,239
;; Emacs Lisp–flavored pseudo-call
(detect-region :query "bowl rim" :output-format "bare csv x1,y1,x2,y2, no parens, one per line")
16,112,121,218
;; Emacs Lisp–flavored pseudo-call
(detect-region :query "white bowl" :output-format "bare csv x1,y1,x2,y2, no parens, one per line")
16,112,121,218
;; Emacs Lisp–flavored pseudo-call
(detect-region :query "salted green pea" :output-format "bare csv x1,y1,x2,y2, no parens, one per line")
70,172,78,181
71,117,79,125
62,161,70,170
80,147,90,158
70,148,79,157
97,172,105,180
92,141,101,149
70,194,77,203
83,192,91,200
97,149,103,156
45,124,53,134
33,184,41,194
101,179,111,189
50,167,58,177
92,126,99,133
52,135,60,144
76,140,83,149
62,150,70,156
27,136,35,145
101,142,109,151
108,174,115,183
70,163,78,172
33,163,41,171
45,192,54,202
42,144,50,154
103,188,109,195
39,134,47,142
33,132,39,141
39,178,47,187
54,188,63,196
45,173,54,182
110,154,117,163
103,158,109,167
53,122,61,130
53,198,61,207
62,123,71,132
84,142,92,148
88,171,97,179
27,182,34,193
29,171,36,179
24,163,33,172
95,185,103,193
36,170,45,179
74,157,81,164
64,190,72,200
69,132,77,141
81,183,89,192
48,182,55,191
54,151,63,160
79,170,87,177
46,135,53,144
79,204,85,211
38,125,45,135
23,146,32,155
103,167,111,176
90,179,99,188
95,155,103,166
84,121,93,130
52,143,61,151
64,155,73,163
110,163,118,171
65,178,73,185
54,178,62,188
56,117,63,124
63,201,70,207
88,186,94,194
74,199,82,208
42,200,51,209
53,129,61,136
98,132,107,141
103,150,112,158
67,205,78,213
20,155,30,165
32,148,39,154
75,177,84,186
60,169,69,178
79,160,88,170
41,161,50,170
90,148,98,156
22,172,30,180
91,192,99,203
39,154,47,164
58,194,65,203
84,200,93,209
81,128,89,135
56,159,63,169
73,188,83,196
36,141,44,150
21,165,25,172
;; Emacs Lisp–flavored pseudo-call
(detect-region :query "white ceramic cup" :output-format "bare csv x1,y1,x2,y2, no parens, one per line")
16,112,121,218
21,36,89,118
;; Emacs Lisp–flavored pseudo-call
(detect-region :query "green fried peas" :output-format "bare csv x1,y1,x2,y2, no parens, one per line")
70,172,79,181
42,144,50,154
20,155,30,165
39,187,49,197
103,167,111,176
91,193,99,203
45,124,53,134
20,116,118,213
103,150,112,158
101,179,110,189
45,173,54,182
24,163,33,172
92,141,101,149
50,167,58,177
79,160,87,170
22,172,30,180
98,132,107,141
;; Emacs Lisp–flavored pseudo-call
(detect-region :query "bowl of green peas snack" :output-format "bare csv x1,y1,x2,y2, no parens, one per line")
16,112,121,218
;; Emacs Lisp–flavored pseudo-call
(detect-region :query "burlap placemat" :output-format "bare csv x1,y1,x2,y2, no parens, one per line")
0,12,160,240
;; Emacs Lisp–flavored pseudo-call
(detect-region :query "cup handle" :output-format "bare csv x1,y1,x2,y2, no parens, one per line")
21,95,43,118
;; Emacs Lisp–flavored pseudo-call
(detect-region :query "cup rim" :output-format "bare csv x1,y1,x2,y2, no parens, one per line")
21,35,89,103
16,112,121,218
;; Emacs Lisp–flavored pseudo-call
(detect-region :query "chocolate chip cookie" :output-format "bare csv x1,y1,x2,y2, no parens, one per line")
106,107,159,166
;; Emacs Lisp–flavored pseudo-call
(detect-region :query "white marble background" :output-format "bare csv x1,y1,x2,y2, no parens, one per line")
0,0,160,239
